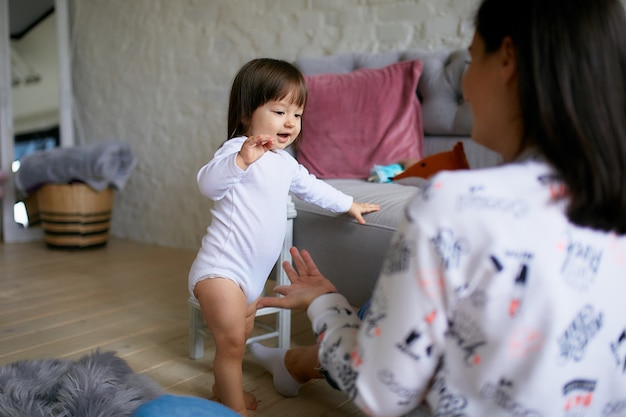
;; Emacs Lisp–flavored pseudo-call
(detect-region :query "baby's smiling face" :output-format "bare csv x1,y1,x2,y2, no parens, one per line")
247,95,303,150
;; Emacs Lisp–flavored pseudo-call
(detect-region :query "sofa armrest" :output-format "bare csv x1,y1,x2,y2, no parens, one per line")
291,180,418,307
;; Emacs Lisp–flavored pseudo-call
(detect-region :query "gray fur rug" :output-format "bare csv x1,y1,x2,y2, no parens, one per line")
0,350,164,417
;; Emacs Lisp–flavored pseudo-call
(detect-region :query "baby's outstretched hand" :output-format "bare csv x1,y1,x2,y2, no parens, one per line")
348,201,380,224
236,134,275,169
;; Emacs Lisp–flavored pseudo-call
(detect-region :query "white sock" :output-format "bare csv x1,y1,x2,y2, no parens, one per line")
249,342,302,397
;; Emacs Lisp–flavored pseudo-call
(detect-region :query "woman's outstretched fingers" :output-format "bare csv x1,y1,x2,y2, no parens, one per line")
288,246,307,276
291,247,322,277
257,247,337,310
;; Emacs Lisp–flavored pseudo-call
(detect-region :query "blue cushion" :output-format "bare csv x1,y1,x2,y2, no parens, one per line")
133,395,239,417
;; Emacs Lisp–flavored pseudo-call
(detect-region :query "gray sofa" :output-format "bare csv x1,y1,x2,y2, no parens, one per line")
289,49,502,307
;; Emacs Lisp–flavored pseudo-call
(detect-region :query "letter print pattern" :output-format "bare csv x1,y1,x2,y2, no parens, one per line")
309,159,626,416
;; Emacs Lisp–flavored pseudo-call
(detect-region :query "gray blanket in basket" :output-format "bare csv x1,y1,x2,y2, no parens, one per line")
0,350,164,417
15,140,137,194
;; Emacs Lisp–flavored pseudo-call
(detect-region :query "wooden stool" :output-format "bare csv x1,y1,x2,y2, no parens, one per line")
188,197,296,359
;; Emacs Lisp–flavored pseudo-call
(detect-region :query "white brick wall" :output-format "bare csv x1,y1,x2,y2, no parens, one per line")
68,0,625,250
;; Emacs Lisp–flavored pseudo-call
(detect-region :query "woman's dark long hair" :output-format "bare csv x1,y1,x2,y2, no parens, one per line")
227,58,307,143
476,0,626,233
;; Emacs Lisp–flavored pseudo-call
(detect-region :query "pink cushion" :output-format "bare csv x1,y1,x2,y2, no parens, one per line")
297,60,424,179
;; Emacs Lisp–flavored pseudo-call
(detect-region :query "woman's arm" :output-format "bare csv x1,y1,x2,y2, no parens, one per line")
260,211,448,416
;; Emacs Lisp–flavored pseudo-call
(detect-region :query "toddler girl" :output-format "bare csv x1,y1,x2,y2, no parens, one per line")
188,58,379,416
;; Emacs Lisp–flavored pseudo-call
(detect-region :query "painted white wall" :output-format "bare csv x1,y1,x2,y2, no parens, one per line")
69,0,481,250
67,0,626,250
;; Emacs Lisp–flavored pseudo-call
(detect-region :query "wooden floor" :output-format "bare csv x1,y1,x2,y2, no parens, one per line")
0,238,364,416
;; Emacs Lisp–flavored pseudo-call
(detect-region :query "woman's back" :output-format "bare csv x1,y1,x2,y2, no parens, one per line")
408,156,626,415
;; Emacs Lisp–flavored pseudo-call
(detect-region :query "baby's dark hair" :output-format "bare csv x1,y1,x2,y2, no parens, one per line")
227,58,307,143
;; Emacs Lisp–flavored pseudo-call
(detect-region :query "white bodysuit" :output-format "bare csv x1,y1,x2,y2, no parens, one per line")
188,136,352,304
309,155,626,417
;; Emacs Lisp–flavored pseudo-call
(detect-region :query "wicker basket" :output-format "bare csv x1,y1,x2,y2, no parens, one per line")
36,183,114,249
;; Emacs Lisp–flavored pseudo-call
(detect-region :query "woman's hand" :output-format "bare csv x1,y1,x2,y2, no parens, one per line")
236,134,275,169
257,247,338,311
348,201,380,224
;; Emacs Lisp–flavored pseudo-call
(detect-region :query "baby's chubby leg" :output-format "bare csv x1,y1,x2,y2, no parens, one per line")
194,278,258,416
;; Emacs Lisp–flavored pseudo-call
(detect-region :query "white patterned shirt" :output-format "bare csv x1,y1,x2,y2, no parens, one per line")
308,155,626,417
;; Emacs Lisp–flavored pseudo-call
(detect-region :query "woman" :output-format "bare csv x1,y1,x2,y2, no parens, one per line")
258,0,626,415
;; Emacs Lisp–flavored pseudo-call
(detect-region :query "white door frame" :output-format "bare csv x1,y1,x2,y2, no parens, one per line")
0,0,73,243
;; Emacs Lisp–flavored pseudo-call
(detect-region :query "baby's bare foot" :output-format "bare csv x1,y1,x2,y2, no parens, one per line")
243,391,258,410
212,384,258,411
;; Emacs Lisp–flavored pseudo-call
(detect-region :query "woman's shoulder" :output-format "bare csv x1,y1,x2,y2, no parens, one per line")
432,158,553,194
406,159,555,219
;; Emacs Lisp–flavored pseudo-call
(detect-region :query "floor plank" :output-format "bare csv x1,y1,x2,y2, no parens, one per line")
0,238,365,416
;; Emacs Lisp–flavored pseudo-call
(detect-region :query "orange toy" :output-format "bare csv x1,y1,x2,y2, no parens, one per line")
392,141,470,181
